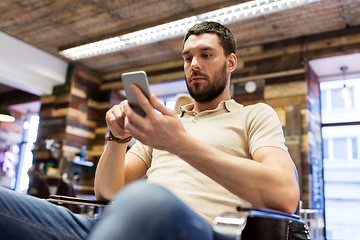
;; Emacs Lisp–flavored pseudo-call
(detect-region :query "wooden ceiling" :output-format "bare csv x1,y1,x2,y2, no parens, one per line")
1,0,359,81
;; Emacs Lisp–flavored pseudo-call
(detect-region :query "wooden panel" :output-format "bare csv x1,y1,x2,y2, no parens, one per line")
67,115,97,129
70,85,87,99
73,67,101,85
65,133,91,149
284,105,304,136
66,118,95,132
264,81,307,100
88,99,109,110
0,90,39,107
266,95,307,107
233,92,264,106
53,83,71,95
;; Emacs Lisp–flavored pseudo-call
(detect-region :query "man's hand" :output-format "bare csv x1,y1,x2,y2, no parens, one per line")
106,100,132,139
123,84,187,153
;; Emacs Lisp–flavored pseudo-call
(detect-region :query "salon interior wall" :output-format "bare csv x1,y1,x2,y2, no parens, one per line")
32,64,110,195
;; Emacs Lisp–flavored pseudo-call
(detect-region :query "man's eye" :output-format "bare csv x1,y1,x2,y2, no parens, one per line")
202,54,211,58
184,57,192,62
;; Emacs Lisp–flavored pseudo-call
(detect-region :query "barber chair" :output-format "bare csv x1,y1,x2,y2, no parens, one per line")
47,165,310,239
47,194,309,239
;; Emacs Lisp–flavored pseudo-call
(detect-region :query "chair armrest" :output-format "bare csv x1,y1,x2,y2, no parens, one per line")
237,206,301,220
46,195,109,207
214,207,310,239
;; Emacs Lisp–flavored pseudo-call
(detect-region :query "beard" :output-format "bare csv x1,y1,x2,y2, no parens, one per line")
186,63,228,103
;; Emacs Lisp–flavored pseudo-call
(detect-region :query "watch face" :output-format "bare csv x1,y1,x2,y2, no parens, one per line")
245,81,257,93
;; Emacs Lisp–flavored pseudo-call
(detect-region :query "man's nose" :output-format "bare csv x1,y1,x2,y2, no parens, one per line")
190,57,200,71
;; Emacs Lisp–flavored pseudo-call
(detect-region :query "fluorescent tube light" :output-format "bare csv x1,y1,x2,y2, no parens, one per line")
60,0,321,60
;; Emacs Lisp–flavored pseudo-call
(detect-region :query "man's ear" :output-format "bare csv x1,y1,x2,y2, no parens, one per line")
227,53,237,73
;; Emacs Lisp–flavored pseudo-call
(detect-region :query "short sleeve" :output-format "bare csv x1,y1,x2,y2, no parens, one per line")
128,141,153,168
246,103,287,156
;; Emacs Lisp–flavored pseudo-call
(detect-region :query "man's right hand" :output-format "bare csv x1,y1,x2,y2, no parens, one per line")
105,100,132,139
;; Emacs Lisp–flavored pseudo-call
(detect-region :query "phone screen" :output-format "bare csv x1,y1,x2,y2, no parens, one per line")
122,71,151,117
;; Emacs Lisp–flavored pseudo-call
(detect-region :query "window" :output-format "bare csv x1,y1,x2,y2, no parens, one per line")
332,137,347,159
320,78,360,240
352,138,358,160
323,138,329,159
321,90,328,111
330,88,344,109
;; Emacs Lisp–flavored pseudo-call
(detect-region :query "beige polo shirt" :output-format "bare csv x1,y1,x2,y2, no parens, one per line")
128,99,287,225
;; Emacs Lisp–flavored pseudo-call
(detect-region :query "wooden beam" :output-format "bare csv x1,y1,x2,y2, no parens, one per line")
102,59,184,80
232,68,305,83
0,90,39,107
101,70,185,90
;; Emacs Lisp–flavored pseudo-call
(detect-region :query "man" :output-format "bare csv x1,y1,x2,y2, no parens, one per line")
90,21,299,239
0,22,299,240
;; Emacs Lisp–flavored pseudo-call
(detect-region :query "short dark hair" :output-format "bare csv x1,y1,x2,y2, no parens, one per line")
183,21,236,56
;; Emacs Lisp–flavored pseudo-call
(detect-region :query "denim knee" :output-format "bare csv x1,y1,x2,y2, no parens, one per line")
89,181,213,240
110,181,184,223
114,181,175,209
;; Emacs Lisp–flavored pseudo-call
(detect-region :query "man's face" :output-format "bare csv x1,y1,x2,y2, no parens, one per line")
182,33,229,103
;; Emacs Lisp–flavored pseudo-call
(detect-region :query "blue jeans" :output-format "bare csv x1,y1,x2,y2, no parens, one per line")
0,181,235,240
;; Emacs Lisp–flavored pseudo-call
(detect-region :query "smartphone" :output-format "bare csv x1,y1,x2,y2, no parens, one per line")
121,71,151,117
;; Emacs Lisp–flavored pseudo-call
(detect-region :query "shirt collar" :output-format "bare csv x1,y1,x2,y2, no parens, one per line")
180,99,242,117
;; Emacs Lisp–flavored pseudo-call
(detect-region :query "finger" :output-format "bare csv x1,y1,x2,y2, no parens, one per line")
107,110,124,135
124,116,142,139
129,84,154,116
110,103,126,127
123,98,142,121
106,102,129,138
105,106,118,126
123,98,151,137
150,95,177,117
123,99,155,140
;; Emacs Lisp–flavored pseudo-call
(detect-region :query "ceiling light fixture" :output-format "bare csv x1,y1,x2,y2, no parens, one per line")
60,0,321,60
0,108,15,122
